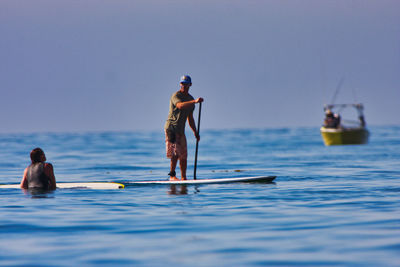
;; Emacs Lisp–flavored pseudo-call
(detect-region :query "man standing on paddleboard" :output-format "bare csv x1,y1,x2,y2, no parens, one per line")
165,75,203,181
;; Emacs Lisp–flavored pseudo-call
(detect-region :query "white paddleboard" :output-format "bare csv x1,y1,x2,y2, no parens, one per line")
0,182,125,190
127,176,276,185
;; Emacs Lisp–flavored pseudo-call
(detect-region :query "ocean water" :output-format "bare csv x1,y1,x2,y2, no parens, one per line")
0,126,399,266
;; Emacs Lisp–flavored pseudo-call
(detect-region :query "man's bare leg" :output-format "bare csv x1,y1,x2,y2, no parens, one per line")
169,156,179,181
179,158,187,180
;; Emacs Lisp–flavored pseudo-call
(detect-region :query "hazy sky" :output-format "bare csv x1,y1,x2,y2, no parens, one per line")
1,0,399,133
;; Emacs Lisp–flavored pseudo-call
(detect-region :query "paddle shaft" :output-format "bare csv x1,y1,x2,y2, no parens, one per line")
193,102,202,180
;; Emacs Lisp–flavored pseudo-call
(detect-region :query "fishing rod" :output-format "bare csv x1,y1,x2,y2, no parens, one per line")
330,77,345,105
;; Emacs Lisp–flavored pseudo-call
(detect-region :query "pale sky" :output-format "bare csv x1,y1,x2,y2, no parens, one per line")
0,0,399,133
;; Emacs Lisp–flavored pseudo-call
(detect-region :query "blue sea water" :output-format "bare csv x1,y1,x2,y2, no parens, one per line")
0,126,399,266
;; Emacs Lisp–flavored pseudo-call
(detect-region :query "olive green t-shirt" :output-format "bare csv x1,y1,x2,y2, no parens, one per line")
164,91,195,134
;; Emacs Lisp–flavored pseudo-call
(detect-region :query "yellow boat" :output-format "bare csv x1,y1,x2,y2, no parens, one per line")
320,126,369,146
320,103,369,146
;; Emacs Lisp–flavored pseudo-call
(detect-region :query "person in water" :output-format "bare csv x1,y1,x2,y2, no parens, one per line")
164,75,203,181
20,148,56,190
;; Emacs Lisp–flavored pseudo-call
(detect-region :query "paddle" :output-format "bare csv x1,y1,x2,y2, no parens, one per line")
193,102,202,180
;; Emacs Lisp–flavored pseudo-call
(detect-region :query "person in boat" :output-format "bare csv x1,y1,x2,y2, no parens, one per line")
359,115,366,127
324,110,341,128
164,75,203,181
20,148,56,190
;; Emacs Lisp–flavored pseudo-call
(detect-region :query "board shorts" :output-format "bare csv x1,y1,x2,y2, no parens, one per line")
165,130,187,160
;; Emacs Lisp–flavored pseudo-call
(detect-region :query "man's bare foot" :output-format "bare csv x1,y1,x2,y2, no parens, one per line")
181,177,187,181
168,170,178,181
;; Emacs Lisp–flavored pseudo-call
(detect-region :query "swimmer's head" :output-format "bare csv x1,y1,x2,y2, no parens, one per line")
30,148,46,163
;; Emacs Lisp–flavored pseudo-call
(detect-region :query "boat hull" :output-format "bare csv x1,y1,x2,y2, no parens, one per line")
320,127,369,146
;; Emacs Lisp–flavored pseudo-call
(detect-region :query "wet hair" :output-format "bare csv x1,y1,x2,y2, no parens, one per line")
30,148,45,163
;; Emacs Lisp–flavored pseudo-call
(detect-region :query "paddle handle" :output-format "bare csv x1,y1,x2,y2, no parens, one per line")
193,102,202,180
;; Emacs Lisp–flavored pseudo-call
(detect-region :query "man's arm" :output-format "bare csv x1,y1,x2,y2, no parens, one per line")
44,163,56,190
20,168,28,189
176,98,203,110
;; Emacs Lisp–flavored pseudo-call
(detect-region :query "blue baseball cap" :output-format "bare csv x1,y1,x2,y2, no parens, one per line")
180,75,192,84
